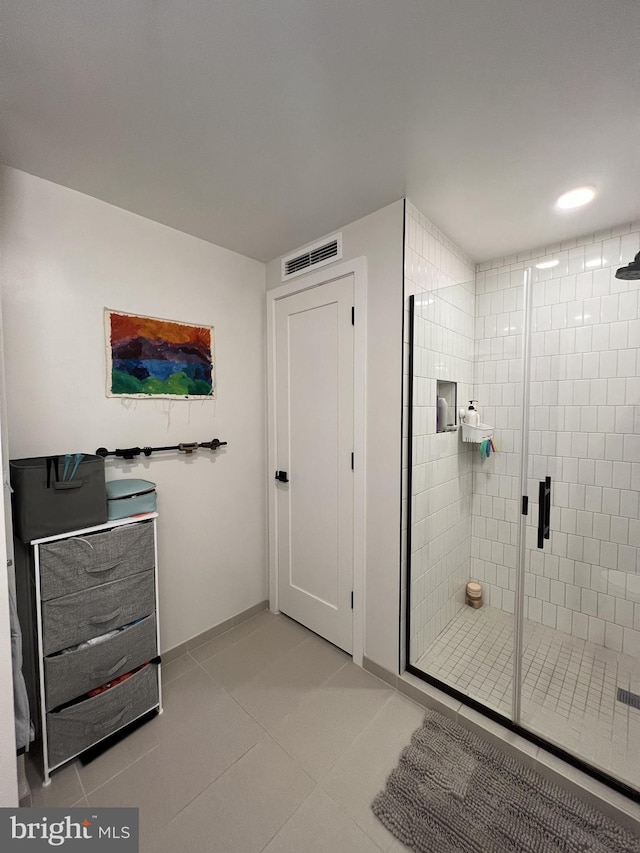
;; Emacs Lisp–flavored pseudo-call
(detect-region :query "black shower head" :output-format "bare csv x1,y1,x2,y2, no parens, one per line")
615,251,640,280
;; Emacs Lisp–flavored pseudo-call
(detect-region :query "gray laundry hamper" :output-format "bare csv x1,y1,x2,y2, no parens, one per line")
10,454,107,541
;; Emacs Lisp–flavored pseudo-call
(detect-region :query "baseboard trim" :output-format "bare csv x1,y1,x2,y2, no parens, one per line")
362,656,398,689
162,600,269,663
363,658,640,836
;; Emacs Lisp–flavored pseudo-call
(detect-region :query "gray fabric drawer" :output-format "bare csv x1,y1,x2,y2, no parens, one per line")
39,521,155,601
44,614,157,711
47,663,159,767
42,571,156,655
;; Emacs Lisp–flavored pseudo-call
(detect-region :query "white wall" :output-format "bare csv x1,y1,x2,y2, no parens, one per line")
266,201,405,672
0,167,267,652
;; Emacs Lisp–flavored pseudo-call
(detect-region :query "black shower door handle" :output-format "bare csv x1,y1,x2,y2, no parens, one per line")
537,476,551,548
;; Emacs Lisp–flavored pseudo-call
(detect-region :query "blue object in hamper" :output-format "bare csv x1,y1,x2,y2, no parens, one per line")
105,479,157,520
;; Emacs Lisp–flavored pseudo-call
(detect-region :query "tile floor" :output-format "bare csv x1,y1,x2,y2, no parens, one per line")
416,603,640,792
22,611,419,853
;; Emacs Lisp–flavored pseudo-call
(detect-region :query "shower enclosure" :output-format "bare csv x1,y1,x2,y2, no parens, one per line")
406,238,640,797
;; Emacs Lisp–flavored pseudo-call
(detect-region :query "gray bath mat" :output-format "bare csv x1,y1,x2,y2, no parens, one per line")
372,710,640,853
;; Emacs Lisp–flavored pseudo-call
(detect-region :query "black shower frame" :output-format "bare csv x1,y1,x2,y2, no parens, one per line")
404,292,640,804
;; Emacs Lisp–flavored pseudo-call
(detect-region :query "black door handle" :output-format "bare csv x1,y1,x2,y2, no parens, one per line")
537,476,551,548
544,476,551,541
275,470,289,483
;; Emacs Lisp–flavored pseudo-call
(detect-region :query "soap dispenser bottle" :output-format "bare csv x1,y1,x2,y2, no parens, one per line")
466,401,480,427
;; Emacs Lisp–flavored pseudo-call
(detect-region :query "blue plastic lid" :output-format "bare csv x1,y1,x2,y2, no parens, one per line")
105,479,156,500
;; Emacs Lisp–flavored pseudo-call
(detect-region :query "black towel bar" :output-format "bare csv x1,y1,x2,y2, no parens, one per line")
95,440,227,460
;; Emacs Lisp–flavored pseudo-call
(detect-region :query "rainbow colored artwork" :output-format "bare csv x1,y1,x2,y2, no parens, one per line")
105,310,215,399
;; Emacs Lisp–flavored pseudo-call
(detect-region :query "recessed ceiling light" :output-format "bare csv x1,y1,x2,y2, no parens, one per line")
555,186,596,210
536,259,560,269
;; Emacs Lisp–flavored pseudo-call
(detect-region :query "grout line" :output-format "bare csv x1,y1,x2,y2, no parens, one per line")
74,762,87,802
153,736,271,834
186,612,278,662
194,628,315,691
83,743,161,798
255,783,319,853
317,786,394,853
245,659,353,739
195,631,351,745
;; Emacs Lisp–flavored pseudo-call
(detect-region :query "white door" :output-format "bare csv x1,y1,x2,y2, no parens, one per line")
275,274,354,653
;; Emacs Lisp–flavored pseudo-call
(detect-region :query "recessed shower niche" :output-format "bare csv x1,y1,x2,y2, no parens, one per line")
436,380,457,433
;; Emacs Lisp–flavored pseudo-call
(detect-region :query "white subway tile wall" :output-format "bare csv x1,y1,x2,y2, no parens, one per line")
404,202,476,662
471,258,523,618
407,204,640,668
473,223,640,653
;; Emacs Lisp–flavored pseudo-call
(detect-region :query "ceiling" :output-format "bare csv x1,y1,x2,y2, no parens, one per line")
1,0,639,263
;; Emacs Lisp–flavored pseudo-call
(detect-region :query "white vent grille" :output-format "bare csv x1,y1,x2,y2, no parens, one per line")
281,233,342,281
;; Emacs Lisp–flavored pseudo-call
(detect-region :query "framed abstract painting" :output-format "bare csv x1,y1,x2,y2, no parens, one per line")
105,310,215,399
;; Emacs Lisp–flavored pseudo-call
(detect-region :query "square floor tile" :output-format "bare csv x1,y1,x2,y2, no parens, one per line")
321,693,425,851
160,654,198,685
147,738,314,853
271,663,395,781
26,758,84,807
189,611,277,664
87,685,264,846
201,616,312,692
79,665,227,793
232,635,349,731
263,788,381,853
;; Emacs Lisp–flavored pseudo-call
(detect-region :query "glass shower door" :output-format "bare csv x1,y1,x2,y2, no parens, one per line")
407,270,524,719
518,257,640,793
407,239,640,794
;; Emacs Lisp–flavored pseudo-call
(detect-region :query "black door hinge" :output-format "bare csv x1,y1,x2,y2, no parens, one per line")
351,306,355,325
351,591,354,609
351,452,354,470
522,495,529,515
